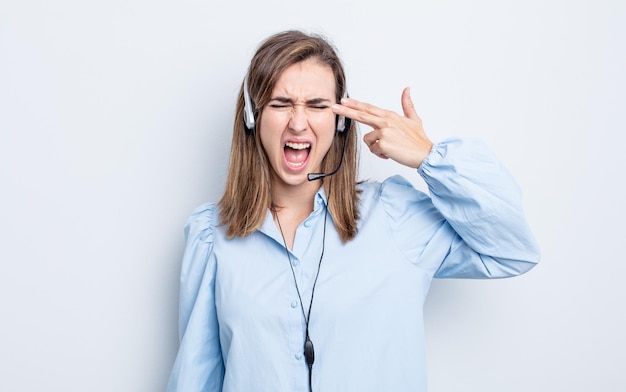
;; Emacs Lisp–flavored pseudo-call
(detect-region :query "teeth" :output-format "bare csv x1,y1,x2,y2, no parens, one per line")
285,142,311,150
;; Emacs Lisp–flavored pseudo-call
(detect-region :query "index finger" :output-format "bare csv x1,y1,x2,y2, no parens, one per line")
331,98,390,129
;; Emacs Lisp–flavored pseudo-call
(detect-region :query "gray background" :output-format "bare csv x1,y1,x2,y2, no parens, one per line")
1,0,624,390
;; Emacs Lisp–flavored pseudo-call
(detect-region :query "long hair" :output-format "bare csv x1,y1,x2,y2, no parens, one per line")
218,30,360,242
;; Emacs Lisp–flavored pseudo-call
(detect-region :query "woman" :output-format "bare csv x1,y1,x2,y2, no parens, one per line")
168,30,540,392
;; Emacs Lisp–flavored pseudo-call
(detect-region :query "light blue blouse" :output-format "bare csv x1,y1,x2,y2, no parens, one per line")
167,138,540,392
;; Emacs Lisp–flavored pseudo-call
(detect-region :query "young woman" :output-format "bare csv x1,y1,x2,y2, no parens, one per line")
168,30,540,392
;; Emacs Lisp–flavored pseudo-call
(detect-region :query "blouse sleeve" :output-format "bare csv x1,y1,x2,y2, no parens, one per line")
167,203,224,392
380,138,541,279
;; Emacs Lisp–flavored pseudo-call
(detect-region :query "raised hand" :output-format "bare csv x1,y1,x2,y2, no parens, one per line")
332,87,433,169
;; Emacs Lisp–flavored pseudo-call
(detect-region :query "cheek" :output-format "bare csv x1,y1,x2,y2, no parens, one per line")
259,130,278,159
258,116,283,153
314,117,338,150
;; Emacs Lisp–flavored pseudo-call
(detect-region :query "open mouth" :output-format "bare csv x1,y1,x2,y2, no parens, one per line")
284,141,311,168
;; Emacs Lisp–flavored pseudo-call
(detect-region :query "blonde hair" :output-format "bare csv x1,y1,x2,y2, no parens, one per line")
218,30,360,242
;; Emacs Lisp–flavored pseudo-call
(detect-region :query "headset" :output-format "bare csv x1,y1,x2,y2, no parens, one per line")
243,77,351,182
243,77,349,134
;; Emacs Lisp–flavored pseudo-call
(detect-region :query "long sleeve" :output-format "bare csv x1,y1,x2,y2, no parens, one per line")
167,203,224,392
380,137,540,279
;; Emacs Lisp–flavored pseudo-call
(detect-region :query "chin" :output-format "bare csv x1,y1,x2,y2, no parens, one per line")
281,174,309,186
272,168,313,187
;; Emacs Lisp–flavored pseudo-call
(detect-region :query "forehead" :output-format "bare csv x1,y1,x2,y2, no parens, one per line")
272,59,336,99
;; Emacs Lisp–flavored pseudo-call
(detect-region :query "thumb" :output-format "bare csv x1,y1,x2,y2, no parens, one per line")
401,87,419,121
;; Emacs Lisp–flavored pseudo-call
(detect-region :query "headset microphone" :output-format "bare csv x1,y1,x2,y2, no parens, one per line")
307,117,351,181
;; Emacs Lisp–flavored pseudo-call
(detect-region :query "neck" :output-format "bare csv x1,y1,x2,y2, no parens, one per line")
271,178,322,213
270,178,323,250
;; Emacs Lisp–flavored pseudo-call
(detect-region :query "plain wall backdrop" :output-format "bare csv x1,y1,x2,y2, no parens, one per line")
1,0,624,390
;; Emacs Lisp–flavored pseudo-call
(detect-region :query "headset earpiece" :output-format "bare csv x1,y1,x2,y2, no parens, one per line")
336,114,346,133
243,78,256,132
335,90,349,133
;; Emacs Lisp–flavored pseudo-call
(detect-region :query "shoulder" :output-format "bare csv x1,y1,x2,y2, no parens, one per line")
179,202,220,287
184,202,219,243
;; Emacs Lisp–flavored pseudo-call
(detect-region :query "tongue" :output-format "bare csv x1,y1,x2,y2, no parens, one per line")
284,147,309,164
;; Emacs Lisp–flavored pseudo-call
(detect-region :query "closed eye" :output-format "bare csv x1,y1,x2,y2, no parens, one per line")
268,97,332,111
268,102,295,112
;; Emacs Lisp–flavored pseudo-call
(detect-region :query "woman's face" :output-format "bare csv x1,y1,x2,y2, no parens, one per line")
258,58,337,190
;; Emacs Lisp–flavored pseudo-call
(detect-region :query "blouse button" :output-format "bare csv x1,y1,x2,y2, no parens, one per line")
291,259,299,267
303,220,311,228
295,353,303,360
290,301,298,308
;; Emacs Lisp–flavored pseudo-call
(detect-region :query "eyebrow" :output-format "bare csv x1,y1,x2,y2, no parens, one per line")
269,96,333,105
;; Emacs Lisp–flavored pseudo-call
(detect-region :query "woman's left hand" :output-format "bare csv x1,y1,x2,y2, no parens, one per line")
332,87,433,169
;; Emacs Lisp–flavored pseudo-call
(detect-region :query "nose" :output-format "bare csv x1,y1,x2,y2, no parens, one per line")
288,106,308,132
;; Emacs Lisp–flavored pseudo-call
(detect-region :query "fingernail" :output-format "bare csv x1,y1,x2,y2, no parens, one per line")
341,97,351,104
